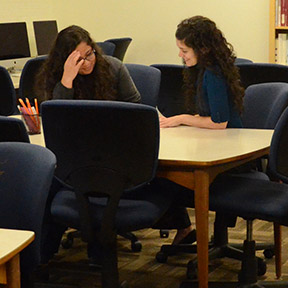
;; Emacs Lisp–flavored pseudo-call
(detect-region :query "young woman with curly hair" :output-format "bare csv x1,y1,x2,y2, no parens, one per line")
159,15,244,129
35,25,140,103
155,16,245,245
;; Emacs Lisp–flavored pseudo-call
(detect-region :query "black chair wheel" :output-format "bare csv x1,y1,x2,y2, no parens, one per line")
131,240,142,252
257,258,267,276
263,248,275,259
120,280,129,288
160,229,169,238
186,261,198,280
156,251,168,263
61,236,74,249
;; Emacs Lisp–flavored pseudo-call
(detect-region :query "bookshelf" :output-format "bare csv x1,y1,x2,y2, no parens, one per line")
270,0,288,64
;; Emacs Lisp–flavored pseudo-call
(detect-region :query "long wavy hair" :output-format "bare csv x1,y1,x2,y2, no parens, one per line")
175,16,244,113
35,25,117,102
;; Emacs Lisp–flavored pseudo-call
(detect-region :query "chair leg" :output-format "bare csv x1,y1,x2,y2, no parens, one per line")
101,234,119,288
274,223,282,279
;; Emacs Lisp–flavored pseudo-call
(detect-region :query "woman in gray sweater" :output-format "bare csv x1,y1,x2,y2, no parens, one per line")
36,25,140,104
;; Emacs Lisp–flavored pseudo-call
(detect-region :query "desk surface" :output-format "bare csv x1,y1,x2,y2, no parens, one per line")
0,228,34,265
159,126,273,164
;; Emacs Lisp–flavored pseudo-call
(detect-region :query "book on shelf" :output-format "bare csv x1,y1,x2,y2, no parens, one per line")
276,33,288,64
276,0,288,26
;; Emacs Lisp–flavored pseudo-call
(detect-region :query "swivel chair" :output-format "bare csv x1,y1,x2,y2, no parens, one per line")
235,58,253,65
104,37,132,61
18,55,47,104
201,106,288,288
125,64,161,107
96,41,116,56
41,100,172,288
0,142,56,288
0,66,16,115
0,116,29,143
236,63,288,89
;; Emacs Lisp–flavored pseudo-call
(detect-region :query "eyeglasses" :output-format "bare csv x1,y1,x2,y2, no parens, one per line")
78,49,96,63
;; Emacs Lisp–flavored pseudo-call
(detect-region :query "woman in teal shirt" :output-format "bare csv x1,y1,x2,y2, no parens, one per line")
156,16,245,245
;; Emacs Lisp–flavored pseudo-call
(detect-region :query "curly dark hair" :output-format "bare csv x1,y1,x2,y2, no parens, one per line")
175,16,244,113
35,25,117,103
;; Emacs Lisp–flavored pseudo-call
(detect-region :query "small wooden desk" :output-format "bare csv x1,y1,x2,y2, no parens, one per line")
0,228,35,288
25,121,273,288
157,126,273,288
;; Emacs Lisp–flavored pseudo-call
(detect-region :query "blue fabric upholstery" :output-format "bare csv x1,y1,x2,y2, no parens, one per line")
125,64,160,107
242,82,288,129
237,63,288,89
0,142,56,276
150,64,186,117
18,55,47,103
234,58,253,65
41,100,172,287
0,116,29,142
96,41,115,56
0,66,16,115
104,37,132,61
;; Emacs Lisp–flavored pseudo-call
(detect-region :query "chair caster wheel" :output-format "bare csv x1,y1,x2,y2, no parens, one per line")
156,251,168,263
61,234,74,249
160,229,169,238
186,261,198,280
257,258,267,276
263,248,274,259
131,240,142,252
120,280,129,288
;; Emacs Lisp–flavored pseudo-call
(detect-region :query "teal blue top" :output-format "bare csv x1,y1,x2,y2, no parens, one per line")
195,67,243,128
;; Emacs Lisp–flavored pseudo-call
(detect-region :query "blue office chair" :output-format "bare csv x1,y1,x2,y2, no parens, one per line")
150,64,188,117
96,41,116,56
207,106,288,288
236,63,288,89
41,100,172,288
0,116,29,142
242,82,288,129
18,56,48,104
104,37,132,61
0,66,16,116
0,142,56,287
125,64,161,107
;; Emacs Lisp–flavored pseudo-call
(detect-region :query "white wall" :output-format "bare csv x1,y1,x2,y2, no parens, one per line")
0,0,270,65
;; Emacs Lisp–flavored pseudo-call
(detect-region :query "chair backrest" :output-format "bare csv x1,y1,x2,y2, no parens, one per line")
150,64,187,117
96,41,116,56
104,37,132,61
0,116,29,142
236,63,288,89
41,100,159,189
0,142,56,272
234,58,253,65
125,64,160,107
18,55,48,102
242,82,288,129
0,66,16,116
269,106,288,183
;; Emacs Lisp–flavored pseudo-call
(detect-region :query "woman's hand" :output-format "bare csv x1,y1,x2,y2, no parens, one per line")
61,50,84,88
159,115,182,128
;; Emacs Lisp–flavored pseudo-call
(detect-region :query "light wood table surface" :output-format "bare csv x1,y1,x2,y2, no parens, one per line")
157,126,273,288
0,228,35,288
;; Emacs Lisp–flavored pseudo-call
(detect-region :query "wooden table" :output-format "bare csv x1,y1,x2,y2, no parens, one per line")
26,122,273,288
0,228,35,288
157,126,273,288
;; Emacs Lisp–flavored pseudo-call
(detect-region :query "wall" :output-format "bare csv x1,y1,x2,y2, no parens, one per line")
0,0,269,65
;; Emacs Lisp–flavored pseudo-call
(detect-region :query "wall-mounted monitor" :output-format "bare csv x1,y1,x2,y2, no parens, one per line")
0,22,31,71
33,20,58,56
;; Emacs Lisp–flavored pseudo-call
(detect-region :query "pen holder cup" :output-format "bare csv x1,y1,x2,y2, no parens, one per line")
21,114,41,135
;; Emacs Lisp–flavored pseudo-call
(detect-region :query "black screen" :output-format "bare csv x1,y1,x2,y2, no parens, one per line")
0,22,30,60
33,20,58,55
